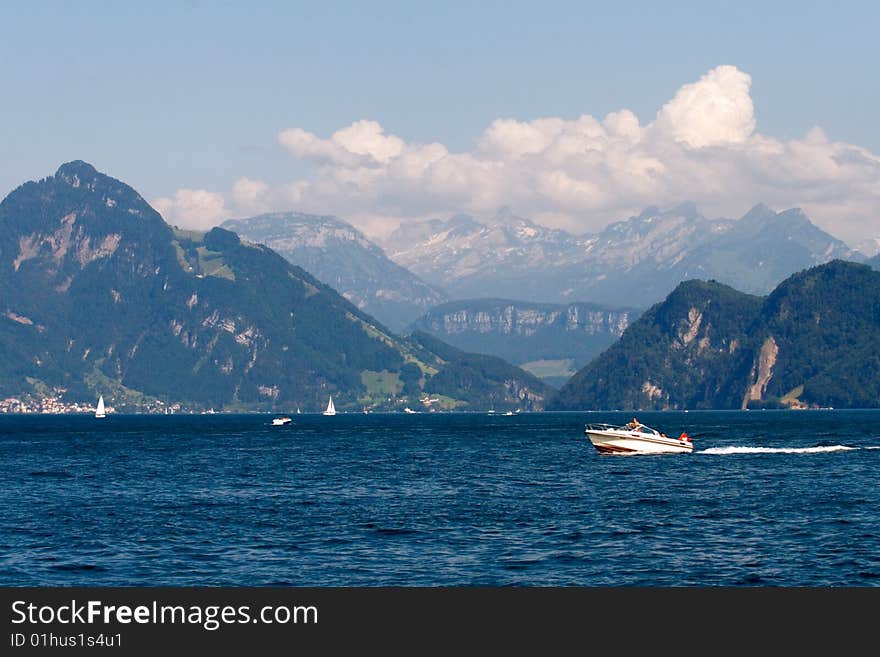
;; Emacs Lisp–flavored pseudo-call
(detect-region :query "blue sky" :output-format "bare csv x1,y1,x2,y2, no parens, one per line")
2,1,878,245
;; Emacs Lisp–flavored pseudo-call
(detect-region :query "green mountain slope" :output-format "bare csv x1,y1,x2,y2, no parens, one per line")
549,280,762,410
548,260,880,410
0,162,549,412
732,260,880,409
408,331,553,409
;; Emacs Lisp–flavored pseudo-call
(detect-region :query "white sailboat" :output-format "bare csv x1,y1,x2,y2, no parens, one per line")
322,395,336,416
95,395,106,418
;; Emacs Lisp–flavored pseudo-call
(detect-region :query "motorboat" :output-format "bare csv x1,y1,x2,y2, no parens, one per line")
271,417,292,426
584,420,693,455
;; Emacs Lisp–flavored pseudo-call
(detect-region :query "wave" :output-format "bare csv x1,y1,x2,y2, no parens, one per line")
700,445,859,455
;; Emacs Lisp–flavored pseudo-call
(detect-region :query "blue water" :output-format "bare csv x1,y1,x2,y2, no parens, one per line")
2,410,879,586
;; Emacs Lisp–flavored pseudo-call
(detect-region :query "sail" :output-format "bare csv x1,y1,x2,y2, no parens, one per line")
323,395,336,415
95,395,106,418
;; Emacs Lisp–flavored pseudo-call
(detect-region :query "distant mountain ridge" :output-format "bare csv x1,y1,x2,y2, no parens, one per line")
382,208,588,301
221,212,447,331
549,260,880,410
408,298,639,386
380,203,861,307
0,162,549,413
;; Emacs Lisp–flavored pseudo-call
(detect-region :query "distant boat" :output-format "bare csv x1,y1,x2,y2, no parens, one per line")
323,395,336,416
95,395,106,419
403,407,417,414
271,417,292,426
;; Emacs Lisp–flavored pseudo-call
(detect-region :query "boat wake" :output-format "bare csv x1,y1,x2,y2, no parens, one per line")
700,444,867,455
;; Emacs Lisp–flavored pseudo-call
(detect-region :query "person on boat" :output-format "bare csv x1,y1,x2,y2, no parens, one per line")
628,417,639,429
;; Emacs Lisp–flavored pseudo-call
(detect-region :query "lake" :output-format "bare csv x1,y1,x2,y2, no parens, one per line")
2,410,878,586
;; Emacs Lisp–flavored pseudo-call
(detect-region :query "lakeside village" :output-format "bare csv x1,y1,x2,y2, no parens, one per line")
0,394,832,415
0,393,449,415
0,396,180,415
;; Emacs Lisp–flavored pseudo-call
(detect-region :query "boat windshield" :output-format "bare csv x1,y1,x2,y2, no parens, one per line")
584,422,662,435
629,423,659,434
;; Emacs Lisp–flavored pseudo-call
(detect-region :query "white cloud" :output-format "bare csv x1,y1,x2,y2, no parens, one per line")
277,127,363,166
331,120,405,163
158,65,880,245
232,177,271,214
653,65,756,148
479,117,566,158
277,119,404,167
151,189,227,230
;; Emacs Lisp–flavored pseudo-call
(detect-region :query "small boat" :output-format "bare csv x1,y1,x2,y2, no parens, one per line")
323,396,336,416
271,417,292,426
95,395,106,419
403,407,417,414
585,418,692,455
504,411,514,416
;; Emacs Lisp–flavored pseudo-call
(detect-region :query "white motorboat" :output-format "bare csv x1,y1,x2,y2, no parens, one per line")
271,417,292,426
585,419,693,455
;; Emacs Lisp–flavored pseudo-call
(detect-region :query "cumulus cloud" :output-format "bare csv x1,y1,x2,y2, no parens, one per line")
151,189,227,230
232,177,271,214
653,65,756,148
157,65,880,245
277,119,405,166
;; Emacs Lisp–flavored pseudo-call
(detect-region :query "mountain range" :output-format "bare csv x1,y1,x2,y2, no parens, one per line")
221,213,446,331
213,204,864,389
379,203,861,307
549,260,880,410
408,299,639,387
3,161,876,414
0,162,550,413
